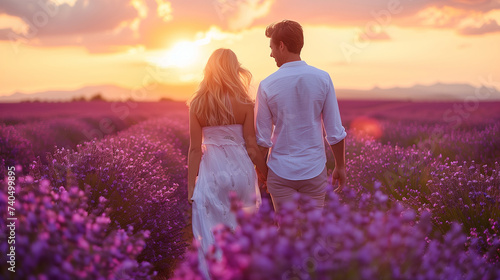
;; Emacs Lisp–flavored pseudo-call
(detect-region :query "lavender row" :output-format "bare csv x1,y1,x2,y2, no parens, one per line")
378,120,500,165
0,116,143,177
329,131,499,264
27,116,190,278
0,174,157,279
174,188,500,279
172,119,499,278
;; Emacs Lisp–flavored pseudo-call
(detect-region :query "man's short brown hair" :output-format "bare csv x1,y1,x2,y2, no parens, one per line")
265,20,304,54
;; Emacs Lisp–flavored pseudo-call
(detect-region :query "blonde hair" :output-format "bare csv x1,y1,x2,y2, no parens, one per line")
188,48,253,126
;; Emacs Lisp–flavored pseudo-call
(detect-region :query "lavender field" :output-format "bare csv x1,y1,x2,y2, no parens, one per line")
1,100,499,279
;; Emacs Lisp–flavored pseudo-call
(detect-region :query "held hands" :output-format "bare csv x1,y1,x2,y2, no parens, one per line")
331,166,346,193
259,179,269,194
256,167,269,194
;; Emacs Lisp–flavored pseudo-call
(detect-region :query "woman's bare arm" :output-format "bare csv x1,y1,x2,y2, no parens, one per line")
187,109,203,203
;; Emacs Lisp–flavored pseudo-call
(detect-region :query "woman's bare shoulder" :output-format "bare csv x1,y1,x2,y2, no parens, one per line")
228,96,251,108
229,97,253,124
238,102,256,117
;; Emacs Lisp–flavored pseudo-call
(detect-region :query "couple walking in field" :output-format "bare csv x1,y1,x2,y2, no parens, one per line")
187,20,347,279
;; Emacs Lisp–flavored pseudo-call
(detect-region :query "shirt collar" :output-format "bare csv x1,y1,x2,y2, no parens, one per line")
280,60,306,68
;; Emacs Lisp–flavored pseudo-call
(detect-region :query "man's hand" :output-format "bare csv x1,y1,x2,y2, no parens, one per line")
329,138,346,193
331,166,346,193
256,168,269,194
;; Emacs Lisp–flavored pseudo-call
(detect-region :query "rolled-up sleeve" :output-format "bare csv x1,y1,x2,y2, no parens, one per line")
255,83,273,148
323,76,347,145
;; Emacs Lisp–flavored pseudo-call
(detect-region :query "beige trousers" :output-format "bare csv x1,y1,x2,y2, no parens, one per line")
267,166,328,212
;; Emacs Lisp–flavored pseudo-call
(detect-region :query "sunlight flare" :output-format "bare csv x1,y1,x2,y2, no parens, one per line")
148,27,236,71
154,41,200,68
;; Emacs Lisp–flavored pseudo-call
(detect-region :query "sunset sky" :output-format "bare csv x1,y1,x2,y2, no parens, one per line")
1,0,499,100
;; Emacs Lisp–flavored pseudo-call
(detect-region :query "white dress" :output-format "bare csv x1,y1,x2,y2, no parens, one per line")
191,124,261,279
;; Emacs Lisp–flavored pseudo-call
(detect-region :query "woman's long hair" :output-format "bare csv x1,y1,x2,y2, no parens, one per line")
188,48,253,126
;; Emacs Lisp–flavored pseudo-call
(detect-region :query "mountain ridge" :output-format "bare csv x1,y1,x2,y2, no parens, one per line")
1,83,499,102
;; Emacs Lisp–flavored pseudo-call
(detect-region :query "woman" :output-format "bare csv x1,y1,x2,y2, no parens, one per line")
187,48,268,278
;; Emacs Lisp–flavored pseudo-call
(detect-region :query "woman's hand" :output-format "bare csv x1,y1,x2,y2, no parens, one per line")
188,187,194,205
256,167,269,193
188,192,193,204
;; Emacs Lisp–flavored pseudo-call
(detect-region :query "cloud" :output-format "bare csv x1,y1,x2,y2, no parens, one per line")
459,19,500,35
361,30,391,41
0,0,138,36
0,0,268,52
434,0,500,13
0,0,220,52
414,6,469,28
214,0,275,30
1,0,499,53
155,0,173,22
251,0,500,39
0,28,15,40
253,0,429,26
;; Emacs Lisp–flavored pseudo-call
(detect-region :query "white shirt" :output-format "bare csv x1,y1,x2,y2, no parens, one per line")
255,60,347,180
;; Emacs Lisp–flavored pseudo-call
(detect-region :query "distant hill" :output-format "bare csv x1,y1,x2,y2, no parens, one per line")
0,83,198,103
0,83,499,103
0,85,129,103
336,83,500,101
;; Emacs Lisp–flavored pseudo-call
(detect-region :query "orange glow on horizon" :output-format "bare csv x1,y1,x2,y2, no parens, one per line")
350,117,383,140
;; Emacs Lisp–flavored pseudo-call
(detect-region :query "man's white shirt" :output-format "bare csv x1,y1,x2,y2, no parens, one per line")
256,60,347,180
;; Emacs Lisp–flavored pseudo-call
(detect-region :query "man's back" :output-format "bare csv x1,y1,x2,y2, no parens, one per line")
256,60,346,180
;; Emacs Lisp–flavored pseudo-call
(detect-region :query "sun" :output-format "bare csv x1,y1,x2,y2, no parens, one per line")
155,41,200,69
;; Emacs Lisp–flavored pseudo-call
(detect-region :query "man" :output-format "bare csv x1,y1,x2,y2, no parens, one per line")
255,20,347,212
